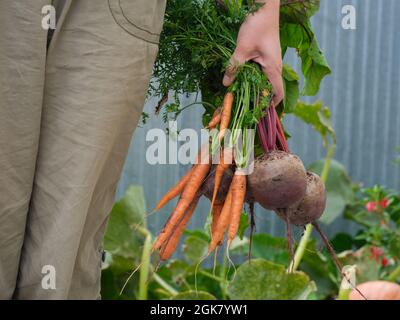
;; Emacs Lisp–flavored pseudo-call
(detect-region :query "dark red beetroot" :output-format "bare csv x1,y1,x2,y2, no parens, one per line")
247,151,307,210
277,171,326,226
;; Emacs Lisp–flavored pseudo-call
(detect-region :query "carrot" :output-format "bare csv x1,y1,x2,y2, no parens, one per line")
211,202,223,243
153,165,195,212
208,185,233,254
209,147,232,211
206,107,222,129
152,142,209,213
153,161,211,251
228,174,246,245
159,196,200,260
218,92,234,141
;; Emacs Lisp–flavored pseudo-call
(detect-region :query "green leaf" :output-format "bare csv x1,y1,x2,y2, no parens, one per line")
330,233,354,252
280,23,305,50
103,186,147,258
183,229,210,242
280,0,321,24
251,234,290,265
238,212,249,240
183,235,208,262
300,245,338,299
171,290,216,300
229,233,289,265
228,259,315,300
280,20,330,97
309,159,354,224
292,100,335,146
282,64,300,113
300,36,331,96
101,255,139,300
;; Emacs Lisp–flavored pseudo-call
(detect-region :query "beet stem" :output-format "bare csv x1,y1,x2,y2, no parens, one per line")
275,125,285,151
285,212,294,272
274,109,289,152
266,110,274,150
257,120,269,152
248,202,256,262
312,222,368,300
270,106,277,150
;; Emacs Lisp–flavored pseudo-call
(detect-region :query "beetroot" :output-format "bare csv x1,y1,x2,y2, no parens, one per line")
277,172,326,226
247,151,307,210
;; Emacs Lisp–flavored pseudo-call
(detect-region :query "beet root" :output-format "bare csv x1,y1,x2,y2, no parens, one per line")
247,151,307,210
276,171,326,226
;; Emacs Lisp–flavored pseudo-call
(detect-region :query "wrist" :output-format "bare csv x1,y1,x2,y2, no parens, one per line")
256,0,280,16
256,0,280,27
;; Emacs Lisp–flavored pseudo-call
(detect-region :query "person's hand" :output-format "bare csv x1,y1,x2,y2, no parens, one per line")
223,0,283,106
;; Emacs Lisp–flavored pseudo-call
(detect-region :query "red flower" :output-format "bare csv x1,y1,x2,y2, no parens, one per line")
365,201,377,212
380,198,389,209
370,246,383,262
381,257,389,267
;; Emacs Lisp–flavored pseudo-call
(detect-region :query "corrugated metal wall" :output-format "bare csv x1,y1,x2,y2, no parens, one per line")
117,0,400,238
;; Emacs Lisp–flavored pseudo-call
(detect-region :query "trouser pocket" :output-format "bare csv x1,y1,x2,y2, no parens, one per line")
108,0,166,44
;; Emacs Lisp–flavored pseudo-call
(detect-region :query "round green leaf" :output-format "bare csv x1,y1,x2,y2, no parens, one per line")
228,259,314,300
183,235,208,262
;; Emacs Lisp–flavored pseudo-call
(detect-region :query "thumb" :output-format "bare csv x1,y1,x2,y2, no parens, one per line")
223,50,247,87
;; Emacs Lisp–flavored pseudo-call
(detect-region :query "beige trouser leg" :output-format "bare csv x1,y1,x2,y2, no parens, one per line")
0,0,50,299
3,0,165,299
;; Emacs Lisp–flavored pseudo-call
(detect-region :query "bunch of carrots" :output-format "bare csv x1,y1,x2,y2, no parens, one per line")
151,91,289,261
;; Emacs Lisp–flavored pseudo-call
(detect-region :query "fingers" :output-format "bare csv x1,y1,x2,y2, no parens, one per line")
223,49,284,107
223,50,247,87
262,63,284,106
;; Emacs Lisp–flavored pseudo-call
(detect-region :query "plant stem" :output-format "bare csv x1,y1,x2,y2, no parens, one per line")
337,287,350,300
153,273,179,296
219,251,228,299
289,145,336,271
138,232,152,300
290,224,312,271
199,269,226,283
321,145,335,182
387,265,400,282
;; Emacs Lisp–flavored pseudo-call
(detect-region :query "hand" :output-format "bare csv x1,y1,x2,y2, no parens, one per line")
223,0,284,106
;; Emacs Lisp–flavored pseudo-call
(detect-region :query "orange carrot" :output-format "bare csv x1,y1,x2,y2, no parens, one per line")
210,147,232,210
206,107,222,129
218,92,234,141
153,161,211,251
152,143,209,213
159,196,200,260
211,202,223,235
153,165,195,212
211,202,223,243
208,185,233,254
228,174,246,245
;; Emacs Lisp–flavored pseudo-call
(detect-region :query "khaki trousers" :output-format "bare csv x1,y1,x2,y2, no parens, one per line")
0,0,165,299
